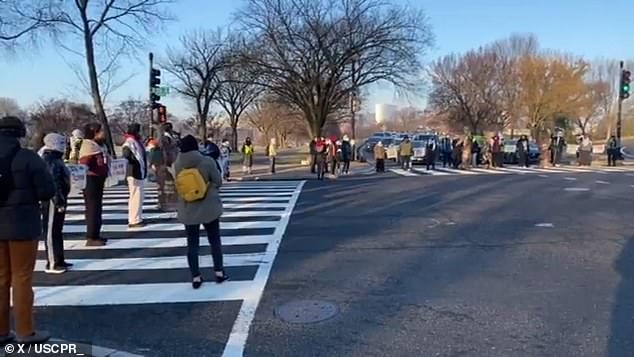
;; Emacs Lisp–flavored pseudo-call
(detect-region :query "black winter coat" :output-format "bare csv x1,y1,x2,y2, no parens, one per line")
40,149,71,207
0,136,55,241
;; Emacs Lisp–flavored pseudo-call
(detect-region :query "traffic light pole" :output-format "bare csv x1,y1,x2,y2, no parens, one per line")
148,52,155,138
617,60,624,160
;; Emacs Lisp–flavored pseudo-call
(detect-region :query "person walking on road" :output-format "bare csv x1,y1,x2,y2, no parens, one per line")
516,135,530,168
327,136,338,176
399,135,413,171
266,138,277,174
341,135,352,175
606,135,618,167
0,116,55,345
39,133,72,274
374,141,386,173
241,137,254,174
175,135,229,289
79,123,110,247
122,123,147,228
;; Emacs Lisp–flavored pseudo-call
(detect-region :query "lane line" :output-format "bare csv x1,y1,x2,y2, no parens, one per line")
64,210,285,222
222,181,306,357
63,221,280,233
389,168,419,177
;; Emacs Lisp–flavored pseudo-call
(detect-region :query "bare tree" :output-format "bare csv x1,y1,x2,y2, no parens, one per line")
215,35,263,150
245,97,307,146
165,29,226,141
0,97,24,117
109,98,150,143
237,0,433,137
574,80,609,136
0,0,55,47
428,47,507,134
13,0,174,154
28,99,97,148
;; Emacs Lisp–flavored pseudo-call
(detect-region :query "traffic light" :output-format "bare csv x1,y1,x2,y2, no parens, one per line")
158,105,167,123
150,68,161,104
621,70,631,100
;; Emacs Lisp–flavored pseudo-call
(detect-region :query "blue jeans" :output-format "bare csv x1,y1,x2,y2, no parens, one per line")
184,219,224,278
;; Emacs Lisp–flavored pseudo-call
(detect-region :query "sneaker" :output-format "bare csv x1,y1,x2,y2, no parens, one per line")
16,330,50,344
0,331,15,345
44,265,66,274
85,239,105,247
58,261,74,268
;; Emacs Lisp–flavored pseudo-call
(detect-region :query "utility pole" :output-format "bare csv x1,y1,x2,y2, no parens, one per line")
617,60,624,153
350,56,359,161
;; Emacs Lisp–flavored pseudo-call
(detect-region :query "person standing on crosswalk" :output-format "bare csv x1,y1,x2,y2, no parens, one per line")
0,116,55,345
122,124,147,228
175,135,229,289
39,133,72,274
79,123,110,247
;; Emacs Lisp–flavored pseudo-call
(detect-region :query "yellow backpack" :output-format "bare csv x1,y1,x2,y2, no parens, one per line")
175,168,208,202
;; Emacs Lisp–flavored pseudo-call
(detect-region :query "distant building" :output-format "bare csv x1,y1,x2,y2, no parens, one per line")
375,104,397,125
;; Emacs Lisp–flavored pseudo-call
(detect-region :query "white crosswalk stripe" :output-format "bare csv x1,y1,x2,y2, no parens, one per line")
32,180,305,307
390,164,634,177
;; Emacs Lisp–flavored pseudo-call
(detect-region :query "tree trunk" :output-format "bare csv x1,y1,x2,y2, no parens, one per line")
231,116,239,152
83,29,115,156
198,116,207,142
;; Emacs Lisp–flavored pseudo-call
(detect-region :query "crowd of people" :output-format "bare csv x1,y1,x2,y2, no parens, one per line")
308,135,354,180
0,116,238,346
369,131,617,172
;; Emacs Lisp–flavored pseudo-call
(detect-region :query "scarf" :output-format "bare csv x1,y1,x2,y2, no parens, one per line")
123,134,146,178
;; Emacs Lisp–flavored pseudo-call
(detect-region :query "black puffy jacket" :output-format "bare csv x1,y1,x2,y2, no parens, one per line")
0,136,55,241
41,149,71,207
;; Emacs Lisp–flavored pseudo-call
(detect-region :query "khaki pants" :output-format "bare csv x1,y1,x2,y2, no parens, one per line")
127,177,144,225
0,240,38,338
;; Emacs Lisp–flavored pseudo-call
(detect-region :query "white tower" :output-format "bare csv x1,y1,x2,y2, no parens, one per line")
375,104,397,125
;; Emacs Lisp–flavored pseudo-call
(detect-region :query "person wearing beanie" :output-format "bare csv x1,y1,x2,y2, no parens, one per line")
219,139,232,180
0,116,55,344
39,133,72,274
174,135,228,289
341,135,352,175
78,122,109,247
122,123,147,228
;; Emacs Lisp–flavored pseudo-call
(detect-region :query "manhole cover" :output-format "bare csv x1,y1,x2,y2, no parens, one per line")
275,300,339,324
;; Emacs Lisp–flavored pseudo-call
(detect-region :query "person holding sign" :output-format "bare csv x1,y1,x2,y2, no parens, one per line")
122,124,147,228
79,123,109,247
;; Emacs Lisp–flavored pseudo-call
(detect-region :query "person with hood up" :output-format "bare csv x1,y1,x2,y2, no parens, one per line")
219,139,231,180
79,122,110,247
266,138,277,174
340,135,352,175
241,137,254,174
39,133,72,274
122,123,147,228
374,141,386,173
65,129,84,164
0,116,55,345
174,135,229,289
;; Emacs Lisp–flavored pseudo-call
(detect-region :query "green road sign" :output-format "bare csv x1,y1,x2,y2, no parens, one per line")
152,86,170,96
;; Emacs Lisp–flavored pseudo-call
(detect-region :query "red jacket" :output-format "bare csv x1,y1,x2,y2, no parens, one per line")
78,140,109,177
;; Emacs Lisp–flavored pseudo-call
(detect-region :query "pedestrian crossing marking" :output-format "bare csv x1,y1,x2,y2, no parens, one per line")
31,180,305,307
390,165,634,177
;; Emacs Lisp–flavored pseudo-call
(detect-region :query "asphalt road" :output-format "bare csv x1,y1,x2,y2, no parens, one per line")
245,172,634,357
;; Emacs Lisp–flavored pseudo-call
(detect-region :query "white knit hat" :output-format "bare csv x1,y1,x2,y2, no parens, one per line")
43,133,67,153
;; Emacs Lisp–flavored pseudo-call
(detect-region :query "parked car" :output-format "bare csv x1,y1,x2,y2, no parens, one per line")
411,140,427,164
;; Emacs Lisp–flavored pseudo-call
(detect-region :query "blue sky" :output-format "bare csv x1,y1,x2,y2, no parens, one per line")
1,0,632,117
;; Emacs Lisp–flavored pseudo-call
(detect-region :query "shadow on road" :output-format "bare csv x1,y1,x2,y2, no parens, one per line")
609,236,634,356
